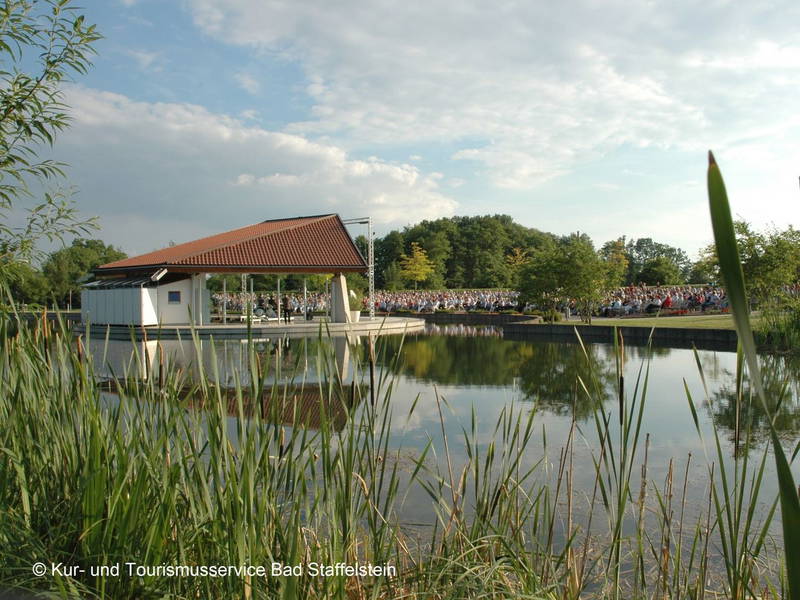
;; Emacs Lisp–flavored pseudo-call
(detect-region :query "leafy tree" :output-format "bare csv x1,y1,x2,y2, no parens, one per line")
41,239,125,306
690,221,800,302
207,274,245,293
519,234,606,322
373,214,555,290
734,221,800,303
505,247,530,289
374,230,405,288
624,238,690,284
561,234,606,323
518,240,564,316
0,1,102,279
599,238,628,288
636,256,682,286
399,242,434,289
381,261,404,291
5,260,48,305
688,246,719,284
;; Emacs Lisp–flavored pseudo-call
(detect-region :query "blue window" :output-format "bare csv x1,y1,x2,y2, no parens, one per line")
168,291,181,304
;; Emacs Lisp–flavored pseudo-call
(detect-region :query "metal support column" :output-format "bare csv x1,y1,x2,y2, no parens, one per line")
342,216,375,320
368,217,374,319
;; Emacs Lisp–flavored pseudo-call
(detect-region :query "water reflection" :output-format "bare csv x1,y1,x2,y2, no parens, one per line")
708,353,800,451
89,335,361,432
86,327,800,448
376,331,616,417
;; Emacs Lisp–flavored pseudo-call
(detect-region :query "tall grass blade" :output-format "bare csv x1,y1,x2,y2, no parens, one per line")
707,150,800,598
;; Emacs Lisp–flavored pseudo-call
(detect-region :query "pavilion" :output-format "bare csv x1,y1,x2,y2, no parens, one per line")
81,214,368,326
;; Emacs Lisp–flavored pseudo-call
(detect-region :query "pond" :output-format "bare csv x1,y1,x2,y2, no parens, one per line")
88,322,800,542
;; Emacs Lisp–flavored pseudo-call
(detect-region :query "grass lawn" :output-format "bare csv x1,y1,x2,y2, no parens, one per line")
589,313,737,330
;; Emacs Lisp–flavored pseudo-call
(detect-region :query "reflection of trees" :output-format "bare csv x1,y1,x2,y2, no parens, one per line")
375,334,531,386
515,342,616,418
375,334,617,419
708,353,800,450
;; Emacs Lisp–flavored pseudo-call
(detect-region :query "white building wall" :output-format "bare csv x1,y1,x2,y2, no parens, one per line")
82,276,208,326
156,278,194,325
141,288,159,326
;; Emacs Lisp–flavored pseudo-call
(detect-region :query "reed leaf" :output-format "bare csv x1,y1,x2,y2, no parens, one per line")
707,150,800,599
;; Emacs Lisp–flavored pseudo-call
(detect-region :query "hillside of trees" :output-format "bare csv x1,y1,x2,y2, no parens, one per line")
368,214,697,290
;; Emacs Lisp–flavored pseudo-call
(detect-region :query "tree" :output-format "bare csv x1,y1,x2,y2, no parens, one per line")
374,230,405,288
41,239,125,306
0,1,101,280
399,242,434,289
688,246,719,284
381,261,404,291
5,260,48,305
599,238,628,288
518,234,606,323
518,241,564,316
624,238,691,284
505,247,530,289
636,256,682,286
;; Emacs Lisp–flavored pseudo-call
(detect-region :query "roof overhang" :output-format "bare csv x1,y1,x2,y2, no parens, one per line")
93,214,368,277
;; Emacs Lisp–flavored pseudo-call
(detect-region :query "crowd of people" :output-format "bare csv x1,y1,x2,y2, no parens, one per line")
211,291,329,318
373,290,519,313
598,285,729,317
210,285,741,320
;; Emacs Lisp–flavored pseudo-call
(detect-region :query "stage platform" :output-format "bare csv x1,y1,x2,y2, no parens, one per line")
75,316,426,340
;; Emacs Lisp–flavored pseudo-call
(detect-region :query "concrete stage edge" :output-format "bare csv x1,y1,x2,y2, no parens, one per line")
75,316,426,340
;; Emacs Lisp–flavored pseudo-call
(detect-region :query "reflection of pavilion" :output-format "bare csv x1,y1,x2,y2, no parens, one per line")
91,334,361,431
208,384,357,432
91,335,356,382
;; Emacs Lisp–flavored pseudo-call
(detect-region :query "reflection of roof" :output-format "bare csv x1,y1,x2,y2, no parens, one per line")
96,214,367,274
222,386,353,431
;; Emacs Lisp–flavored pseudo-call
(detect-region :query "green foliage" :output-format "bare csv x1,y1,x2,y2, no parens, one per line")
635,256,683,285
206,274,244,292
374,215,555,290
4,260,48,305
599,238,628,288
41,238,125,306
505,247,530,289
348,287,363,311
0,0,102,277
381,261,404,291
706,151,800,599
620,237,691,285
399,242,434,289
518,234,606,322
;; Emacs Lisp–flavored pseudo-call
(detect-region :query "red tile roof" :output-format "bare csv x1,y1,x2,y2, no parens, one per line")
98,214,367,274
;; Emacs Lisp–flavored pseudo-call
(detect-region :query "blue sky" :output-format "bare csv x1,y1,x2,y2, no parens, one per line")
47,0,800,257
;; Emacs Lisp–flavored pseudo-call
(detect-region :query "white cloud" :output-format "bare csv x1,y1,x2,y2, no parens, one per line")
126,49,160,72
58,87,457,254
239,109,260,121
234,72,260,95
185,0,800,193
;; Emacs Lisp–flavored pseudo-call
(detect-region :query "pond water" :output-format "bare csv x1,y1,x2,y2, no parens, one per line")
88,323,800,540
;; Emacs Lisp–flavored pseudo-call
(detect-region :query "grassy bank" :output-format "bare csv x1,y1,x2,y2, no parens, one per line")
591,314,737,330
0,308,795,599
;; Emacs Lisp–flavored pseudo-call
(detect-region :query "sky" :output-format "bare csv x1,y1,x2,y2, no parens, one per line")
38,0,800,258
